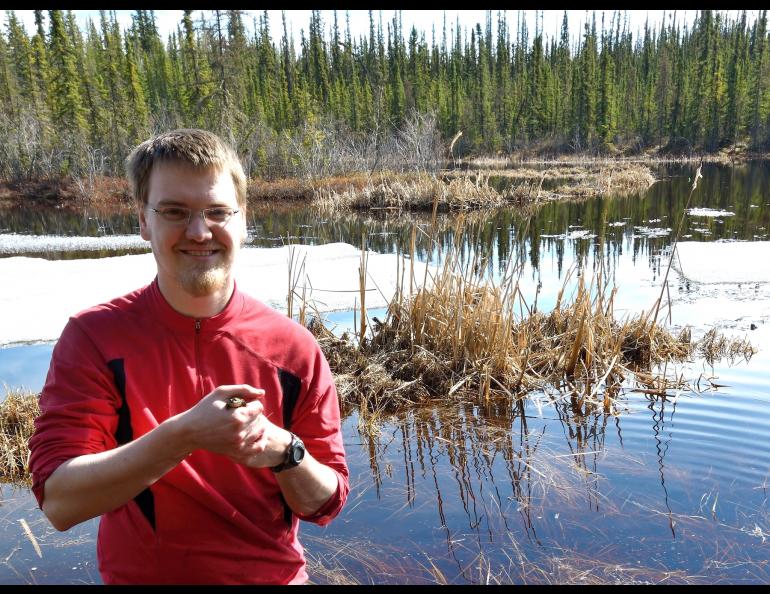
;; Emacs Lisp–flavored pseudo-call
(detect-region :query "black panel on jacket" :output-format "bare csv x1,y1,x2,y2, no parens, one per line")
107,358,156,531
277,368,302,528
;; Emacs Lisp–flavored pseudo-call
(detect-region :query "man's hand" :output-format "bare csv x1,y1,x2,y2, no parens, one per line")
175,384,268,458
233,412,292,469
182,387,337,517
41,383,277,531
174,384,291,467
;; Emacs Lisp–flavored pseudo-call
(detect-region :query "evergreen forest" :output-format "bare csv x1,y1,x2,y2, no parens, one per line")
0,9,768,181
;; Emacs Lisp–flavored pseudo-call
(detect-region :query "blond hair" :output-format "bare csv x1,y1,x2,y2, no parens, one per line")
126,129,247,208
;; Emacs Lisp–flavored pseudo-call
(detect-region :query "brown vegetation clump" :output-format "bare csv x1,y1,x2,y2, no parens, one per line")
452,163,656,198
0,176,132,208
552,164,656,197
309,244,754,425
247,174,373,202
0,389,39,485
696,327,757,365
313,164,656,214
312,172,551,213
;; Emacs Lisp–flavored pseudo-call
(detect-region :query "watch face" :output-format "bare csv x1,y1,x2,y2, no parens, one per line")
290,437,306,465
273,433,306,472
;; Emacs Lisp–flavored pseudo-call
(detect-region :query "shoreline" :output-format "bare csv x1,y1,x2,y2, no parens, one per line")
0,151,767,213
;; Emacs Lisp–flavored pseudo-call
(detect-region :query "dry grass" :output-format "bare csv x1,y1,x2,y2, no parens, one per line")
696,327,757,365
470,147,769,168
1,160,659,213
552,163,656,197
0,177,133,211
312,172,519,213
446,163,656,198
0,389,39,485
313,164,655,214
309,238,755,431
247,174,374,202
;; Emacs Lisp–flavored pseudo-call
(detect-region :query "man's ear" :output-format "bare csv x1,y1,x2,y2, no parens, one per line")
138,205,151,241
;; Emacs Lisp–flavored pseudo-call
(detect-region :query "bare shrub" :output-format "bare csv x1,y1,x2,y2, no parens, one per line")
396,111,442,174
0,108,57,180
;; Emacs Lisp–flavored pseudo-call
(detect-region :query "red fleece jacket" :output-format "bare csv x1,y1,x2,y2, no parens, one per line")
28,279,349,584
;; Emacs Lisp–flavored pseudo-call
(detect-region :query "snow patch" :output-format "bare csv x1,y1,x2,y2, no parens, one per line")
0,243,432,345
0,233,149,254
687,208,735,218
674,241,770,284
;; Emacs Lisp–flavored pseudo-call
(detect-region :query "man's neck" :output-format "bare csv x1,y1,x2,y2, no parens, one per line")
157,277,235,319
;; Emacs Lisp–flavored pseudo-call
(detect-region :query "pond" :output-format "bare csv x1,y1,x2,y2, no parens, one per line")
1,162,769,584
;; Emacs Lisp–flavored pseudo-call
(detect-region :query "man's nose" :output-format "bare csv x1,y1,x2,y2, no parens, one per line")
185,211,213,240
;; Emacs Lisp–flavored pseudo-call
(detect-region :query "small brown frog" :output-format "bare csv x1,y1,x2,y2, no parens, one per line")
225,396,247,409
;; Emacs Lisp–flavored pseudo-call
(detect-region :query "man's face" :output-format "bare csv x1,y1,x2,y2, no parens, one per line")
139,161,247,300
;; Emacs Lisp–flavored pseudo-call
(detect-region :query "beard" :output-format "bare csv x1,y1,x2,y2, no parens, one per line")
177,258,230,297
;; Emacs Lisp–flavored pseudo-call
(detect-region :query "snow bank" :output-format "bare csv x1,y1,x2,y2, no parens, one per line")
0,234,149,254
674,241,770,284
0,243,430,345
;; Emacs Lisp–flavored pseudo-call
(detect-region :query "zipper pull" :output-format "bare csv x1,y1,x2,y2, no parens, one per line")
195,319,201,334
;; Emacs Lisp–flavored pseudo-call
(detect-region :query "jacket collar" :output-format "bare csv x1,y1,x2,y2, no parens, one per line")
145,276,245,334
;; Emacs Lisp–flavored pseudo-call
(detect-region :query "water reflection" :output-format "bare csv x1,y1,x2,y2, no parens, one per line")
2,163,768,271
0,205,138,237
304,373,770,584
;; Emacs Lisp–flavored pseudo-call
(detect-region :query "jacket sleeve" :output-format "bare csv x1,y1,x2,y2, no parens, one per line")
28,317,122,508
289,345,349,526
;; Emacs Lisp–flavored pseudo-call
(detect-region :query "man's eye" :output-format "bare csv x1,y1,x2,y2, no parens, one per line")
206,208,231,221
162,208,189,220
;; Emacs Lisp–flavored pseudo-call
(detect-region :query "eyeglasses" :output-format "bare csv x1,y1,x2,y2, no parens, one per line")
149,206,240,227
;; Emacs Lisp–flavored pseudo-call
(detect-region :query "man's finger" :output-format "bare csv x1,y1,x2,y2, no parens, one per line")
218,384,265,397
217,385,265,409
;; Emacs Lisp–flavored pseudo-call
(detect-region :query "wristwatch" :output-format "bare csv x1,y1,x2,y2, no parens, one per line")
271,432,305,473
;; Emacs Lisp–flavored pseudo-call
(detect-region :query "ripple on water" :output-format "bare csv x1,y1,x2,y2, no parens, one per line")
609,389,770,488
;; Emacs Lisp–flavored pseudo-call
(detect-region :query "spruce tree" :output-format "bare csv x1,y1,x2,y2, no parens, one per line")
47,9,88,170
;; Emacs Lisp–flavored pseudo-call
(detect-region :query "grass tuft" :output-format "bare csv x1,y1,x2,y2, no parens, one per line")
0,388,39,485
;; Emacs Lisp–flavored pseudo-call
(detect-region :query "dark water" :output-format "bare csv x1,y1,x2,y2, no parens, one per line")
1,161,769,583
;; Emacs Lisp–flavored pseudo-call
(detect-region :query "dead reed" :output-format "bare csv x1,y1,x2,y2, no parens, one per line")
313,163,655,214
552,163,656,197
309,238,755,428
695,327,757,365
0,389,39,485
471,150,755,168
312,172,520,213
247,174,373,202
451,163,655,197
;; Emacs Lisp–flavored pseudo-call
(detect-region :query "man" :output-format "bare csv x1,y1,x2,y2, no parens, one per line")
28,129,349,584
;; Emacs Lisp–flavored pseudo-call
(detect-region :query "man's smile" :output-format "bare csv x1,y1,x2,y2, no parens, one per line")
178,247,222,257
